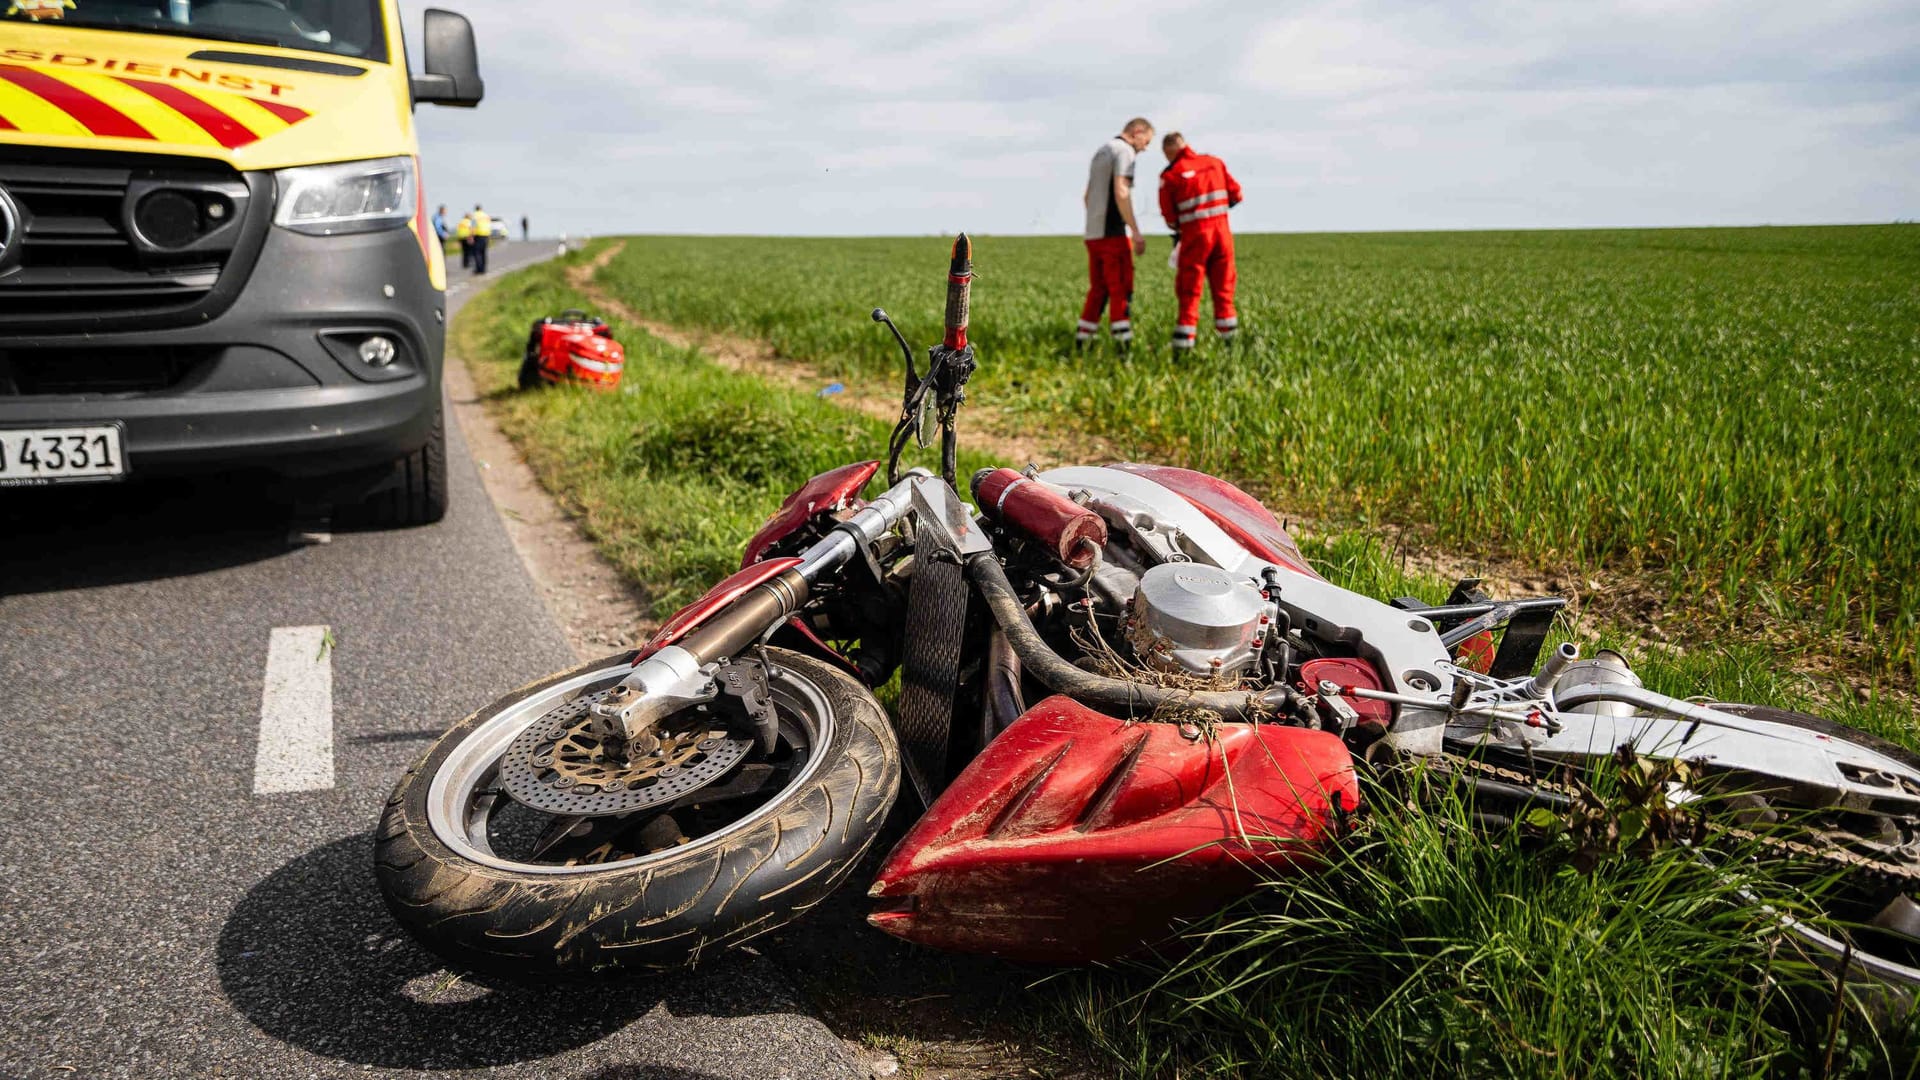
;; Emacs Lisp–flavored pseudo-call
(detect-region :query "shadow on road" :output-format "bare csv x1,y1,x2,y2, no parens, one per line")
0,474,298,594
564,1060,737,1068
758,802,1058,1064
217,832,783,1070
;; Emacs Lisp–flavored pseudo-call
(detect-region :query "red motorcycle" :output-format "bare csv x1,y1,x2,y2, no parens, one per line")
379,239,1920,998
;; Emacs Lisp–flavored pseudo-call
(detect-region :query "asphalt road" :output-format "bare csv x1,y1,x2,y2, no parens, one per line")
0,246,866,1080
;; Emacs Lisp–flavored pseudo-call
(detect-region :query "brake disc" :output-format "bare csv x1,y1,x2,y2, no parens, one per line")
497,688,754,817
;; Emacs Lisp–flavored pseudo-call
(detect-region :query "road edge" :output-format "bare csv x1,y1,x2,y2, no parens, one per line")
441,257,652,661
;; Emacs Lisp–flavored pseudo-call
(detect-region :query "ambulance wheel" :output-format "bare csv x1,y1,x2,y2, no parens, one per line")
359,409,449,528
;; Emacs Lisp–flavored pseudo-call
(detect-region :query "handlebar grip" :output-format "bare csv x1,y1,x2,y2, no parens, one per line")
943,233,972,350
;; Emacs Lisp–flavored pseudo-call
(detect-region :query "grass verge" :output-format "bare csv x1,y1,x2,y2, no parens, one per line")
455,243,1920,1078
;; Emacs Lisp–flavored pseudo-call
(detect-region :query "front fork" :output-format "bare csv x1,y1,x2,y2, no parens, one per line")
586,475,929,755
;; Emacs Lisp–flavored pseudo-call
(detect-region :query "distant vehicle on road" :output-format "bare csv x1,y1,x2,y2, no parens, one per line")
0,2,485,526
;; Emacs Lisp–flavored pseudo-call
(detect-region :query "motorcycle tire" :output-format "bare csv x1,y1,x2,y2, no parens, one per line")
375,647,900,975
517,322,543,390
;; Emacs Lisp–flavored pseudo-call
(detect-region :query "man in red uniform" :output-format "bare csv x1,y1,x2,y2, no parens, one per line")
1158,132,1243,351
1075,117,1154,351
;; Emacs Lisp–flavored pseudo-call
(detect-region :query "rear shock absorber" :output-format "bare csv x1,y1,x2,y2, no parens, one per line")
931,235,977,486
943,233,972,349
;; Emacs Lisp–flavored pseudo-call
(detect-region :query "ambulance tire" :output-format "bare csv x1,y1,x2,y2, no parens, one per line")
358,409,449,528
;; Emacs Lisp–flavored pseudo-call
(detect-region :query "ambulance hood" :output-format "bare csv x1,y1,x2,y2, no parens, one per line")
0,24,411,170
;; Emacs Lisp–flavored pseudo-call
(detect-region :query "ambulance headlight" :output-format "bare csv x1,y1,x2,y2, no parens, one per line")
273,156,415,236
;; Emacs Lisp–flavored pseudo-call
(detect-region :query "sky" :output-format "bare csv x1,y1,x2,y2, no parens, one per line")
400,0,1919,238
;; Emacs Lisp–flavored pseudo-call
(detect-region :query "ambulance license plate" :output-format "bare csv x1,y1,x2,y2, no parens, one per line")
0,424,127,486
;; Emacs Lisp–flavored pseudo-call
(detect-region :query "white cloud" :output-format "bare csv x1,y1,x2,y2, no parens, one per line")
401,0,1919,236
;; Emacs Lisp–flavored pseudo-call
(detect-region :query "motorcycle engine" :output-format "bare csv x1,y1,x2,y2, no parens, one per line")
1125,563,1272,681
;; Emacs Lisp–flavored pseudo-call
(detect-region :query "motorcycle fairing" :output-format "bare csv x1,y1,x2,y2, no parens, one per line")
1107,462,1321,580
741,460,881,567
868,696,1359,964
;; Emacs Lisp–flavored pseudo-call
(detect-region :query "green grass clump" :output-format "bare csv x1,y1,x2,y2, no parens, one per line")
587,228,1920,675
1062,770,1920,1079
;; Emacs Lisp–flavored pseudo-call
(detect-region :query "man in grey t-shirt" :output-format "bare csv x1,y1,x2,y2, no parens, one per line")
1076,117,1154,350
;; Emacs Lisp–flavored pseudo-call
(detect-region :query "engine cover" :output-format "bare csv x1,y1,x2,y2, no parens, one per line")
1127,562,1270,680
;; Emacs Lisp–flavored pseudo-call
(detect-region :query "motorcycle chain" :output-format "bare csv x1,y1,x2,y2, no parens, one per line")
1432,752,1920,890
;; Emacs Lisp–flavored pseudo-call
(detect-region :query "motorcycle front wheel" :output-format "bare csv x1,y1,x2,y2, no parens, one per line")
375,647,900,975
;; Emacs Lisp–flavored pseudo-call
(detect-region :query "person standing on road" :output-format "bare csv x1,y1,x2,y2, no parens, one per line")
432,203,451,247
456,212,473,269
471,204,493,274
1158,132,1242,351
521,214,530,242
1075,117,1154,351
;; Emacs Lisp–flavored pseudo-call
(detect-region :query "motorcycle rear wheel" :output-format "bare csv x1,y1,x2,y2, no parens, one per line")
375,648,900,975
1701,704,1920,1016
1452,703,1920,1016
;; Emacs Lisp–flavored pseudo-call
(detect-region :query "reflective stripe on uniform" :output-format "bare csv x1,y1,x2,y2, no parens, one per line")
1177,204,1230,224
1077,319,1100,333
1109,319,1131,332
1215,317,1238,329
1175,189,1229,211
1172,324,1197,339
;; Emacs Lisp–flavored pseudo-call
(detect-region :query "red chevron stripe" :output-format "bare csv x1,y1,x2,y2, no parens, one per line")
0,112,16,131
117,77,256,149
246,98,310,126
0,64,152,140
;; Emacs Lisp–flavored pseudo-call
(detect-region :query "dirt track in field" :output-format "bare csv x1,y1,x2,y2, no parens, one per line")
567,242,1117,474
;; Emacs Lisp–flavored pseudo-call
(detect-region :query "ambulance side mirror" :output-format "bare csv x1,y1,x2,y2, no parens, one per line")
413,8,485,108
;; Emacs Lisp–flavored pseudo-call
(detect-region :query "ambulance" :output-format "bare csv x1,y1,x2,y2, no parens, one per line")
0,1,481,525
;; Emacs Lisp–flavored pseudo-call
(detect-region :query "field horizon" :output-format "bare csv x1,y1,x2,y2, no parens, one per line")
555,222,1920,241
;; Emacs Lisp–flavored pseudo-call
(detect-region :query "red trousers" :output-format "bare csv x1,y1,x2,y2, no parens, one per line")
1078,236,1134,340
1173,222,1236,341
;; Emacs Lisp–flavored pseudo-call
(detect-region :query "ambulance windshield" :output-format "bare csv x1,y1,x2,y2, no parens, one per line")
2,0,388,62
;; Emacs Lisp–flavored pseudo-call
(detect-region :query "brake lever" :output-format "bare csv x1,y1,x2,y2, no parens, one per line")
871,308,918,404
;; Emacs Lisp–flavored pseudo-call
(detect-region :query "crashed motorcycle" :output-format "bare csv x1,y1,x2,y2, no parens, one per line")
378,237,1920,999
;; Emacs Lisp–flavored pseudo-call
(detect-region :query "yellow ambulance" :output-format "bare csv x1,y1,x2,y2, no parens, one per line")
0,1,481,524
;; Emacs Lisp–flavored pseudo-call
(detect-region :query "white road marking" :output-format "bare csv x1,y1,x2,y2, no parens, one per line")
253,625,335,794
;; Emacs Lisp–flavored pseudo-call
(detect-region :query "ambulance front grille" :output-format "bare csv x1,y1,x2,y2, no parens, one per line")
0,146,264,333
